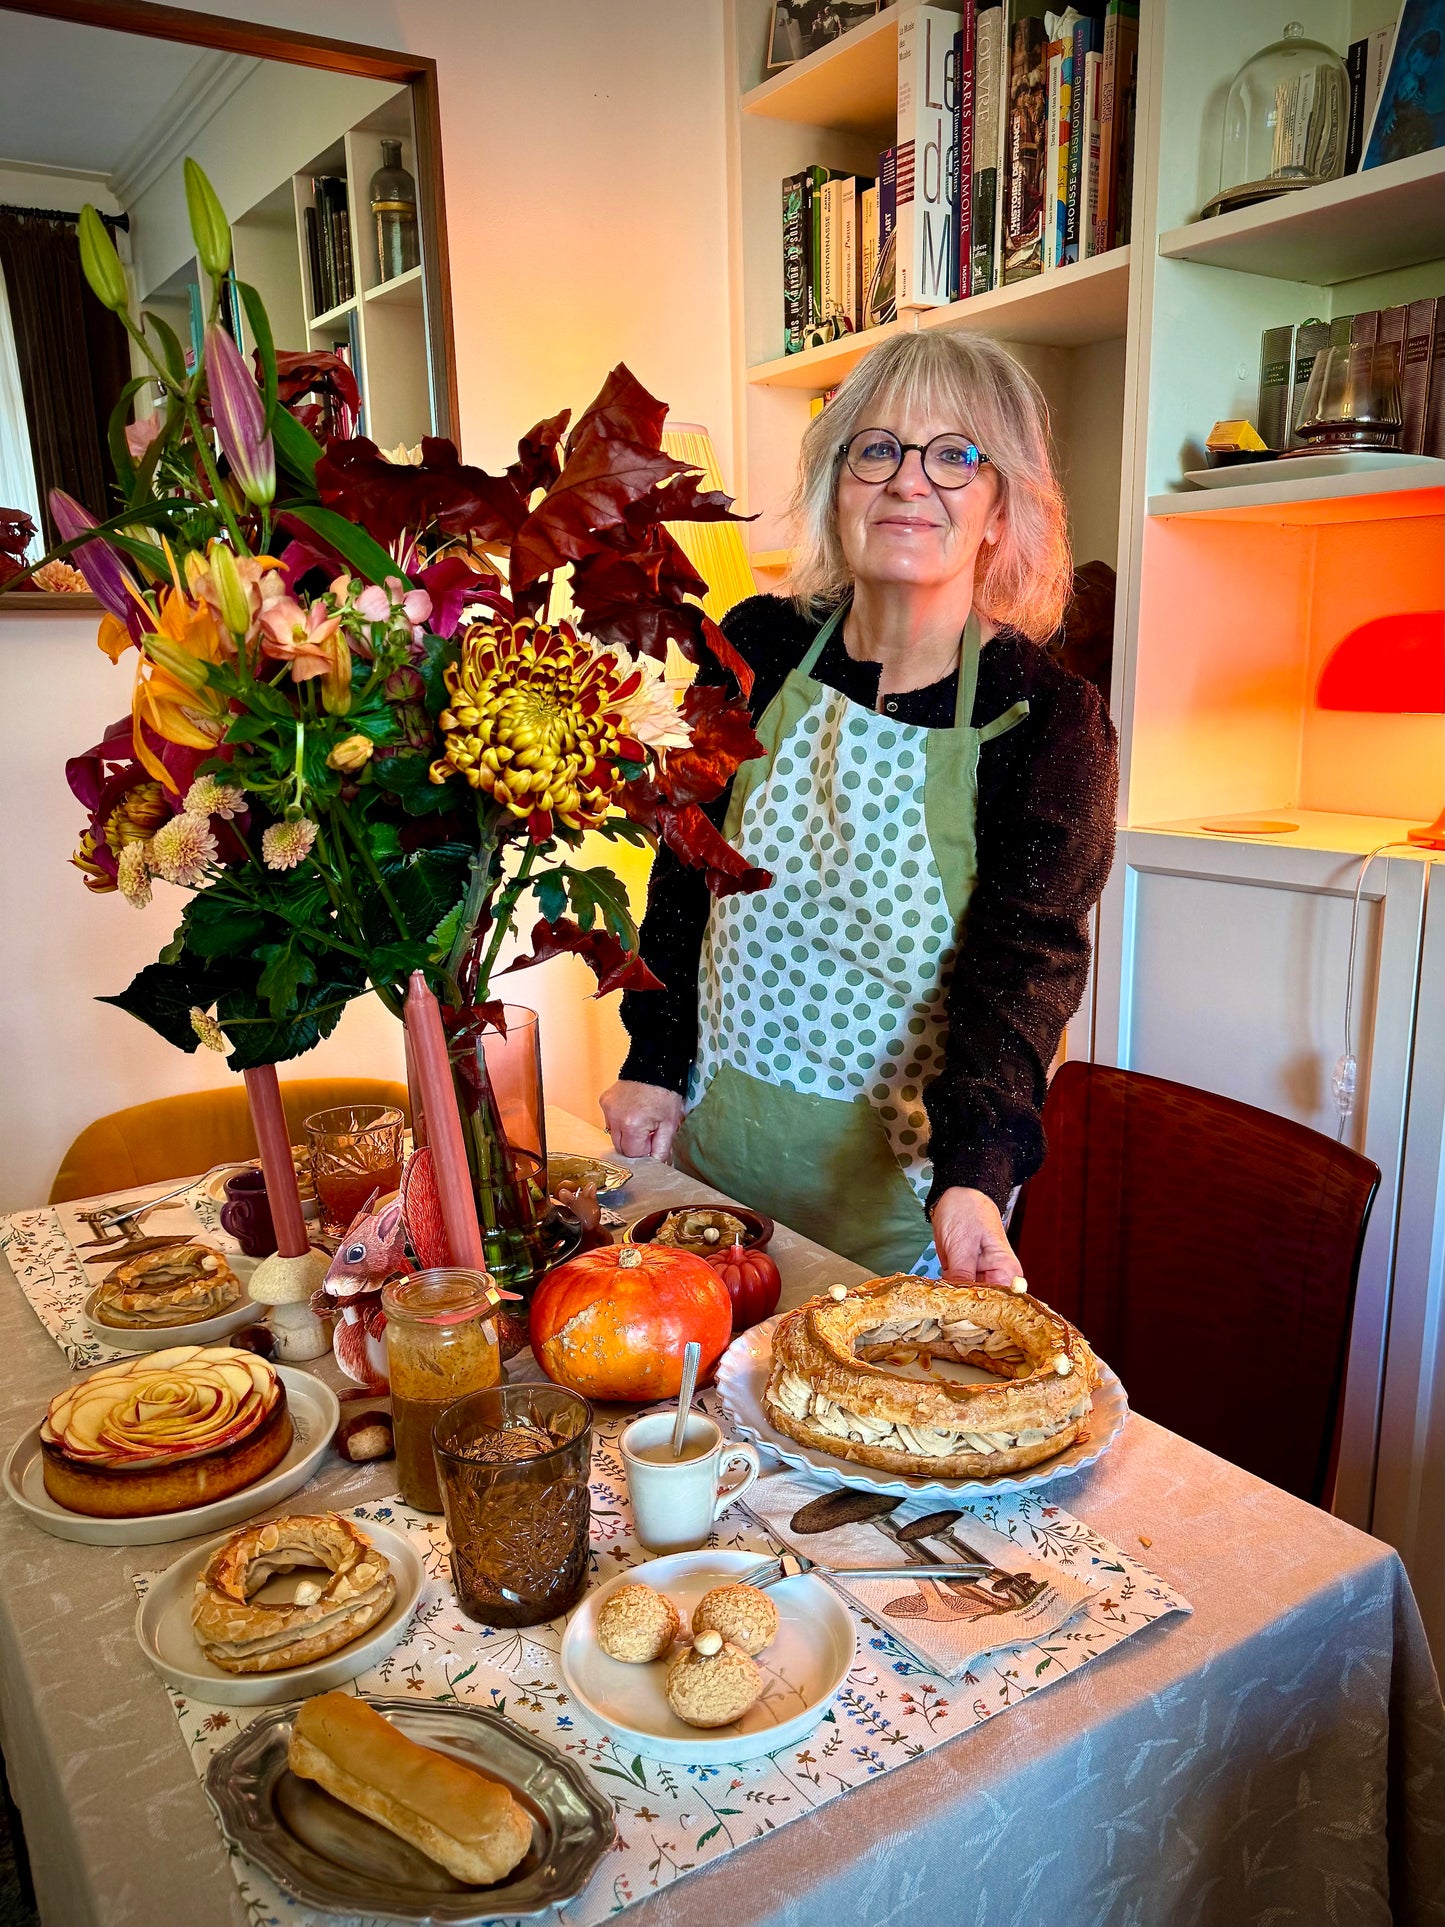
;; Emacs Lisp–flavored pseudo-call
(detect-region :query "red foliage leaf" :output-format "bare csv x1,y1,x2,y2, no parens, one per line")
700,612,755,700
565,365,668,456
507,410,570,497
500,917,663,997
508,438,688,594
316,437,529,547
272,350,362,436
655,806,772,898
635,472,747,527
653,686,765,808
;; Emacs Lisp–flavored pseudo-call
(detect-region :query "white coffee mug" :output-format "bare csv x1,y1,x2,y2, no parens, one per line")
621,1412,760,1554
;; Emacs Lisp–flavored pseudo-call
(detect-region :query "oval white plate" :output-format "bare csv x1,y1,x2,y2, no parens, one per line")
716,1314,1128,1503
83,1280,264,1352
560,1548,855,1766
135,1517,426,1706
3,1366,340,1546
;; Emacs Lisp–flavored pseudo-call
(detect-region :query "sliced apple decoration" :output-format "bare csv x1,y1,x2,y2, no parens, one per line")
42,1346,280,1466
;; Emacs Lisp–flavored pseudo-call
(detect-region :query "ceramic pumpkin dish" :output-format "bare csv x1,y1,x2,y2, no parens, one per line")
708,1240,782,1333
529,1244,733,1402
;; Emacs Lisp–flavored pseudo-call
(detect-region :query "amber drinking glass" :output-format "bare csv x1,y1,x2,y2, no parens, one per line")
433,1384,593,1627
381,1269,502,1511
304,1104,405,1238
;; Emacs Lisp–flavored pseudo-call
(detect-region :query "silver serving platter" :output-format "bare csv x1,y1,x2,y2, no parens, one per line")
205,1697,615,1922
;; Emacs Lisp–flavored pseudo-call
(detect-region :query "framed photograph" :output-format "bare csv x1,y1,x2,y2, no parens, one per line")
1362,0,1445,168
766,0,885,72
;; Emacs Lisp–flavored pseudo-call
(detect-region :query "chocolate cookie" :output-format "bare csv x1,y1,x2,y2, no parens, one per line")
789,1489,901,1535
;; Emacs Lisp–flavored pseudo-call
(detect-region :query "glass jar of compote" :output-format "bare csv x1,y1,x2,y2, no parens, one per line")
382,1268,501,1511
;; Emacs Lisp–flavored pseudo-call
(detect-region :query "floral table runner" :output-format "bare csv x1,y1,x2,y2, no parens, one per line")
135,1400,1191,1927
0,1177,240,1370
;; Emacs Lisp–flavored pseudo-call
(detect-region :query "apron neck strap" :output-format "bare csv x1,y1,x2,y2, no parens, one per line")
802,596,984,727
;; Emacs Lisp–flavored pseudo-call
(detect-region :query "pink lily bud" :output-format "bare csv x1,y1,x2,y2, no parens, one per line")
48,490,144,635
204,324,274,506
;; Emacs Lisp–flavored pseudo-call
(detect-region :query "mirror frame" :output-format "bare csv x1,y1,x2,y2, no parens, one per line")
1,0,459,616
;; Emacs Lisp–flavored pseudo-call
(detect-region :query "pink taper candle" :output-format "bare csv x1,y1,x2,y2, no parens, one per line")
404,971,485,1269
243,1064,310,1258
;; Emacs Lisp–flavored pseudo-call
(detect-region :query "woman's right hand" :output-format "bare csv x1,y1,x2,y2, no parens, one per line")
599,1081,686,1161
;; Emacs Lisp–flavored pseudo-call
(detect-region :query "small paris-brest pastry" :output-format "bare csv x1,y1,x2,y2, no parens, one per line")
665,1630,764,1727
595,1583,680,1663
691,1583,778,1657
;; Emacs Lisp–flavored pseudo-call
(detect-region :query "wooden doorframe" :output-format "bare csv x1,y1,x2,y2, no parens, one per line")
3,0,460,439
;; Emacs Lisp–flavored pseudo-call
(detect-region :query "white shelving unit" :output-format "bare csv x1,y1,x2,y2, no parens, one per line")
723,0,1445,1661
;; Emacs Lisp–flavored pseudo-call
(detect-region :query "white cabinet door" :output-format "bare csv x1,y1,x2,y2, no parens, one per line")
1094,831,1433,1528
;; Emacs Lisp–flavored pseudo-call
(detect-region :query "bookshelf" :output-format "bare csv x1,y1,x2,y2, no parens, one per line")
722,0,1445,1627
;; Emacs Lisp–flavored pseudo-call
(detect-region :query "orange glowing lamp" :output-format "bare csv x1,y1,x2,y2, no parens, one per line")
1316,611,1445,848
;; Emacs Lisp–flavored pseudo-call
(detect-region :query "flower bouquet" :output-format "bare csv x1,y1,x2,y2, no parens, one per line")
9,162,770,1292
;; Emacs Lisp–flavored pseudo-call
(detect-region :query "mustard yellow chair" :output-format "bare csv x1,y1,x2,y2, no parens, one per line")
49,1079,411,1205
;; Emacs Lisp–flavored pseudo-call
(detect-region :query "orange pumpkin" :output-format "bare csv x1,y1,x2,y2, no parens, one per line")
529,1243,734,1402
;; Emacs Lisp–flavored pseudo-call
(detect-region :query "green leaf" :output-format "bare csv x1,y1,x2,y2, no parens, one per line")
366,937,433,983
563,864,638,947
285,504,408,590
530,868,567,923
696,1824,722,1849
373,752,457,817
362,819,403,861
383,844,472,941
98,958,248,1053
593,817,654,848
272,409,322,489
142,310,189,387
256,939,318,1018
105,376,152,495
235,280,277,428
428,901,465,959
216,968,365,1070
182,894,268,960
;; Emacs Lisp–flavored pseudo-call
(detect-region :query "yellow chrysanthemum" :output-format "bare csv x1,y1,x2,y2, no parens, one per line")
149,811,218,888
429,617,650,838
103,781,168,855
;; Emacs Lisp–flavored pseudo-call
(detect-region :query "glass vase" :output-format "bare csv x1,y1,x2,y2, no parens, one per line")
438,1004,549,1302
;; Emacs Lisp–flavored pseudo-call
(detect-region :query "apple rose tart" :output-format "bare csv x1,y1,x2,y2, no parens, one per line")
763,1275,1099,1478
93,1243,244,1328
40,1345,291,1516
192,1514,395,1673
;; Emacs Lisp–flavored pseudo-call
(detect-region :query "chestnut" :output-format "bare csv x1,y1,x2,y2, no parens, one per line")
229,1323,275,1359
334,1410,395,1463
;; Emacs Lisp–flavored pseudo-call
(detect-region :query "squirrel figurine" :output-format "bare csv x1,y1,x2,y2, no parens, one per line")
316,1191,411,1393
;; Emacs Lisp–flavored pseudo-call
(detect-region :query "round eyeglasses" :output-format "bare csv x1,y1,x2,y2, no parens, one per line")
839,429,990,490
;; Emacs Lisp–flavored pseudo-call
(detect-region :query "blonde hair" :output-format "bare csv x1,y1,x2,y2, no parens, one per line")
789,330,1072,640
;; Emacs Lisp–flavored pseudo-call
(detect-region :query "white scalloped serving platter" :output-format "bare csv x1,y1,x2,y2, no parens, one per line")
715,1313,1128,1503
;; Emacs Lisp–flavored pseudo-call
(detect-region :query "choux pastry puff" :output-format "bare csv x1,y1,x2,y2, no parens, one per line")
691,1583,779,1657
595,1584,681,1663
665,1630,764,1727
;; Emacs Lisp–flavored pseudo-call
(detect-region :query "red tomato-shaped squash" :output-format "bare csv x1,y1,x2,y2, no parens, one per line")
529,1243,734,1402
708,1240,782,1333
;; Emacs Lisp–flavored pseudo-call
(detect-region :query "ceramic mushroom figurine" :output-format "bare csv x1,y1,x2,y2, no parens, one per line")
246,1246,332,1360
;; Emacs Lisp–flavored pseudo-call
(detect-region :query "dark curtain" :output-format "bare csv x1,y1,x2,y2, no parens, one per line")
0,212,131,541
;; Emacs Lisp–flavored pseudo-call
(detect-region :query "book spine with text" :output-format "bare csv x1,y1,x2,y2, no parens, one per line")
807,165,837,329
1003,11,1048,284
956,5,975,301
860,184,879,330
1402,298,1437,455
897,4,964,308
1258,323,1295,452
1425,304,1445,458
1063,17,1094,264
1044,43,1061,270
948,31,963,302
782,171,810,354
1093,4,1121,257
819,177,841,328
1056,31,1074,270
1080,48,1102,259
1112,3,1140,247
841,176,859,329
971,2,1004,295
1344,36,1368,174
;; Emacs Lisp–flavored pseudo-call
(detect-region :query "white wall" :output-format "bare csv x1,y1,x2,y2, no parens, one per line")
0,0,732,1209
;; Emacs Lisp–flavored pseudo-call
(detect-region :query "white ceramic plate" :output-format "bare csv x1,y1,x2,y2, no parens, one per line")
716,1314,1128,1503
560,1548,855,1766
3,1366,340,1546
134,1518,426,1706
1183,451,1440,488
83,1280,264,1352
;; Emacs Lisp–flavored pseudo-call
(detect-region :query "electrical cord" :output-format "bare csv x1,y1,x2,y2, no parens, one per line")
1335,841,1421,1140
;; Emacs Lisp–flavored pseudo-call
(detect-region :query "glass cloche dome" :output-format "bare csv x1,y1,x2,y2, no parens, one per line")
1207,22,1349,217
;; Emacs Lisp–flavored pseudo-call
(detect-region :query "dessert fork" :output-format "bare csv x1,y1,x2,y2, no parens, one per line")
735,1551,994,1588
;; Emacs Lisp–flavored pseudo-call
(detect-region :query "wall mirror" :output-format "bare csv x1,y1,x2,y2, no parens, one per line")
0,0,455,609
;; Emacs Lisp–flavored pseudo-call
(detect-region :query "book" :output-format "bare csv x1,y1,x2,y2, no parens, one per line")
1344,36,1371,173
1003,10,1048,283
819,176,842,329
948,30,963,300
1063,15,1097,264
841,175,873,329
1258,323,1295,451
1079,46,1103,259
1054,16,1079,270
971,2,1005,294
896,4,963,308
1425,301,1445,457
782,172,810,354
806,164,840,330
1401,298,1436,453
303,205,325,321
868,147,899,327
1363,0,1445,170
1093,0,1140,257
1289,316,1333,445
1044,42,1061,270
1113,4,1139,247
860,183,879,329
957,7,975,301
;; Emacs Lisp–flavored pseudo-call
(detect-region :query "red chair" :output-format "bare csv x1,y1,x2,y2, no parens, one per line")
1010,1061,1379,1505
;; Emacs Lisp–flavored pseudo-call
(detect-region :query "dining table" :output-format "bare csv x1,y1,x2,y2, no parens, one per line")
0,1106,1441,1927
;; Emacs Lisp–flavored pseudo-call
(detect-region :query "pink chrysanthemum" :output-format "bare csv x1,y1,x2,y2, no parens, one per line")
262,817,319,870
184,776,245,820
116,841,152,909
189,1007,228,1053
149,812,218,887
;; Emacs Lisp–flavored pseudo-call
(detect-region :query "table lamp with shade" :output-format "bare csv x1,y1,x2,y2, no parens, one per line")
1315,610,1445,849
660,421,757,621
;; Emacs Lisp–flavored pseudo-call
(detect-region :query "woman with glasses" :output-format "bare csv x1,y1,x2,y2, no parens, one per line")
601,330,1117,1284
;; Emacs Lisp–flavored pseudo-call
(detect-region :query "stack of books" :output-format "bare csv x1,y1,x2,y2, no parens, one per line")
304,176,355,322
780,2,1138,355
1258,300,1445,455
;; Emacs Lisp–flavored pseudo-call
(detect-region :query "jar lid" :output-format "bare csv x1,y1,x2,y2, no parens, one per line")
382,1267,496,1324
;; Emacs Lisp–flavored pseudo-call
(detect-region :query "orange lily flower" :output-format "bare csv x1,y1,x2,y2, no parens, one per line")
131,585,231,790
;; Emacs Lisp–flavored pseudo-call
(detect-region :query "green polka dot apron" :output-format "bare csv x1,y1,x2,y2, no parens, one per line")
672,599,1028,1276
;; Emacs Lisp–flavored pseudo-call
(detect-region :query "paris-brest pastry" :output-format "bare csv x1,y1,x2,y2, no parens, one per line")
192,1514,396,1673
764,1276,1099,1479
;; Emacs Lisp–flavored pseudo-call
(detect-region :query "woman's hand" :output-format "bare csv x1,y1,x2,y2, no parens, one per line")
931,1186,1023,1286
599,1080,685,1161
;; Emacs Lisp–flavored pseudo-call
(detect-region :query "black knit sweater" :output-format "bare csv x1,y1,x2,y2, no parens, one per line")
619,594,1118,1210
